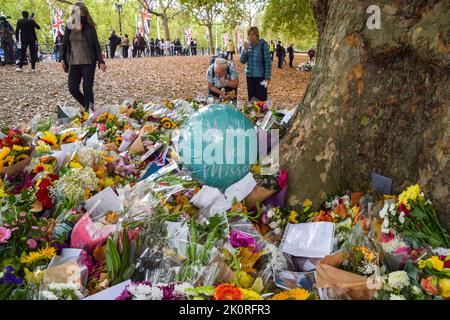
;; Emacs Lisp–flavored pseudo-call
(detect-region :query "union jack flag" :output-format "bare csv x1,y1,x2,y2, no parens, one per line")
51,10,65,41
139,0,156,40
185,27,192,43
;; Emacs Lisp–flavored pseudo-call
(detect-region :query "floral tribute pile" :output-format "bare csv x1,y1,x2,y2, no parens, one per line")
0,98,449,300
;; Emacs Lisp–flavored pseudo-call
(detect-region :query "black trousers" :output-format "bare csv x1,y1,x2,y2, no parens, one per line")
270,52,274,61
289,55,294,67
68,64,96,111
18,41,37,69
247,76,267,102
122,46,129,58
277,56,283,68
227,51,234,60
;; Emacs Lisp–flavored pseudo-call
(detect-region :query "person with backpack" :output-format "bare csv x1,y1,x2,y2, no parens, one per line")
206,56,239,103
61,1,106,112
240,27,271,102
15,11,40,72
0,15,15,66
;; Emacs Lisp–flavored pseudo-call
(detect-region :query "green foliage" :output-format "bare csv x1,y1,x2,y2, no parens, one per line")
106,229,136,286
262,0,318,51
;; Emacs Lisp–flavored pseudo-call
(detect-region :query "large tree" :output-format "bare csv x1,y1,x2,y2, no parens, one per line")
136,0,181,41
281,0,450,228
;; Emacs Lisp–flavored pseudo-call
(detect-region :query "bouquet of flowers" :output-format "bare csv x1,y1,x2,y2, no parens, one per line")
38,282,86,300
0,128,33,175
418,253,450,299
383,185,450,248
375,270,425,300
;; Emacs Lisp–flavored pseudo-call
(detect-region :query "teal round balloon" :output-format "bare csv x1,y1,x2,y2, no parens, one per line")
177,104,257,191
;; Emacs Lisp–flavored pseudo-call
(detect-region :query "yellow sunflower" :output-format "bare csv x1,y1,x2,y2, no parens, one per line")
269,288,311,300
20,246,57,265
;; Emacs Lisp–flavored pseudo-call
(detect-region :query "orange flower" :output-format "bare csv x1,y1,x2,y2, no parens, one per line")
214,284,243,300
351,192,363,206
421,276,440,296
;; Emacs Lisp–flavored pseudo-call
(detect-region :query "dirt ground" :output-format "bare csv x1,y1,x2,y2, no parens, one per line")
0,54,310,127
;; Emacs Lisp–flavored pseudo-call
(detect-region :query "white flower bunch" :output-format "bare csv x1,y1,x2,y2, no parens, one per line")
387,271,410,290
266,208,287,235
55,167,99,204
357,262,377,276
266,243,287,270
127,283,164,300
379,201,400,233
40,282,85,300
325,195,350,210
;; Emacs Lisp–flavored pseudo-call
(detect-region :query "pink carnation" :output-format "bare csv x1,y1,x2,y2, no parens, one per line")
0,227,12,244
26,239,38,249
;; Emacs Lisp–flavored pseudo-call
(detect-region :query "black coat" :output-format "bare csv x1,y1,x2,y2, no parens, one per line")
15,18,40,43
62,24,105,67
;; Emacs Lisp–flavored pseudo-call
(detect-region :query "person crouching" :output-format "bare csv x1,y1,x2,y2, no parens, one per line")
206,57,239,104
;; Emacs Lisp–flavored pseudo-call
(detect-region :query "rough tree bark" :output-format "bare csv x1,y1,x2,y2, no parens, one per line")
281,0,450,228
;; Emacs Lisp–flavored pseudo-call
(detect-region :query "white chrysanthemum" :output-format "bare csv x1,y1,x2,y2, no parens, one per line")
128,284,163,300
266,243,287,270
267,209,275,218
274,227,282,235
173,283,193,298
382,218,390,233
387,271,410,290
389,294,406,300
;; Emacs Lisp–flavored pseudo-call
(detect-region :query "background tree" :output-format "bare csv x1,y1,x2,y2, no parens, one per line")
281,0,450,229
136,0,181,41
262,0,317,50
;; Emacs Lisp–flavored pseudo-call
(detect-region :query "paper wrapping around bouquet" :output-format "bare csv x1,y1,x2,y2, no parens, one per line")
244,185,276,209
42,261,85,285
129,124,155,154
104,143,119,152
315,252,378,300
0,155,32,177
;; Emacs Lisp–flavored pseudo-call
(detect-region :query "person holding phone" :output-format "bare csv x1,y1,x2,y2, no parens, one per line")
61,1,106,111
240,27,272,102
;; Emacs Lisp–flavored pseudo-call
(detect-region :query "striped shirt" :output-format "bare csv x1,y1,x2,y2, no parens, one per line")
240,39,272,80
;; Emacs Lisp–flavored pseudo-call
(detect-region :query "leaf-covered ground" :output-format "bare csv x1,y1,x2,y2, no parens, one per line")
0,54,310,127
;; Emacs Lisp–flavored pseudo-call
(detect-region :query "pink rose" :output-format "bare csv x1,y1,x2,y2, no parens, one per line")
26,239,38,249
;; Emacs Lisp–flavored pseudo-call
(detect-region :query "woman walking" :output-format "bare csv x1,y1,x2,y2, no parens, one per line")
61,1,106,111
240,27,272,102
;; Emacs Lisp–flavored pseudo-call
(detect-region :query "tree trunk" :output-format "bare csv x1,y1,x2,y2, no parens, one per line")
162,15,171,41
207,24,214,54
281,0,450,229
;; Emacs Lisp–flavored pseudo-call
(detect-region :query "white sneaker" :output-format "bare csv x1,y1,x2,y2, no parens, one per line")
16,68,22,72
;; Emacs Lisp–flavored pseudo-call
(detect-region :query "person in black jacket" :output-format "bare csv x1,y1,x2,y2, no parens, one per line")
61,1,106,111
275,41,283,69
108,30,120,59
15,11,40,72
287,44,294,68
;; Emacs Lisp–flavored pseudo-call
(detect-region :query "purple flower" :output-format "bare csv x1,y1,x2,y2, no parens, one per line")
116,288,132,300
229,230,255,248
160,283,175,300
20,212,27,217
5,265,14,273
